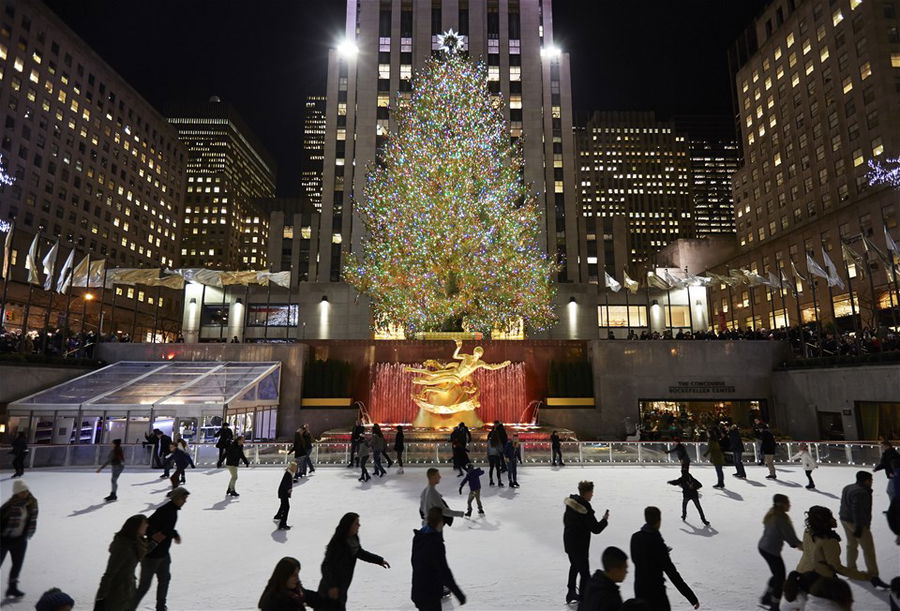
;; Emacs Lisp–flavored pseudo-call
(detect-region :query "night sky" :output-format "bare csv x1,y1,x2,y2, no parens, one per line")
44,0,769,197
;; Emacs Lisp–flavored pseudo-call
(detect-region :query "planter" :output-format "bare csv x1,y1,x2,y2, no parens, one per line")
545,397,595,408
300,398,354,408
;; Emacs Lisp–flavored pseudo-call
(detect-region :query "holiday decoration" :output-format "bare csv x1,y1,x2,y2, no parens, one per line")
344,37,556,335
867,157,900,189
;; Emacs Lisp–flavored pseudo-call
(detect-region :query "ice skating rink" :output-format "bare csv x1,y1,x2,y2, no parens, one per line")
1,463,895,610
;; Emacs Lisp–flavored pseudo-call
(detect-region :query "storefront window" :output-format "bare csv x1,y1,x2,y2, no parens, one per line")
768,309,790,328
831,293,858,318
664,306,690,328
247,304,299,327
638,400,767,441
598,306,648,327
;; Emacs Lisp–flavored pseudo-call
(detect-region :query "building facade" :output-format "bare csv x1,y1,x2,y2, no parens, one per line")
316,0,579,283
301,95,326,211
168,98,276,270
263,197,320,285
710,0,900,332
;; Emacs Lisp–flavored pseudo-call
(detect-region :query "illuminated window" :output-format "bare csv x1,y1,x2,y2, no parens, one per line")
832,9,843,26
377,94,389,107
860,62,872,79
332,233,342,244
509,95,522,109
853,149,864,166
892,53,900,68
873,137,884,156
850,0,862,9
378,63,390,78
787,33,795,48
842,76,853,93
820,47,829,62
510,66,521,81
400,64,412,80
488,66,500,81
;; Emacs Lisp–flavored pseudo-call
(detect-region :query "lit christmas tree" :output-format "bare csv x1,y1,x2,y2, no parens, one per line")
345,33,556,336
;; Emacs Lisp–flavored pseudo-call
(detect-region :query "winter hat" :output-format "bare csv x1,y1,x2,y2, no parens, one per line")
287,461,298,472
35,588,74,611
12,480,29,495
167,486,190,500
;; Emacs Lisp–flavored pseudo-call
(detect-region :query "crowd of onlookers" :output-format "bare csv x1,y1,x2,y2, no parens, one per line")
0,327,137,359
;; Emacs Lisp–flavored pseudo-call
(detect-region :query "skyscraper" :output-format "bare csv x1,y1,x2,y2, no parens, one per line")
168,98,277,270
301,95,326,211
317,0,579,283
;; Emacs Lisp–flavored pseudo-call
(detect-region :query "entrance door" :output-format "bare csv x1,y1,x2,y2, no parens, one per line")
817,411,845,441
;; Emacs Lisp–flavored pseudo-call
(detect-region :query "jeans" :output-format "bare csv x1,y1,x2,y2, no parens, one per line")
110,464,124,496
713,464,725,486
294,454,306,477
373,453,386,476
359,456,370,481
488,455,503,484
135,555,171,611
841,520,879,577
759,547,786,600
681,496,707,522
349,440,360,466
12,454,25,476
395,449,404,468
226,465,238,491
566,552,590,596
302,454,314,475
733,451,746,477
552,446,564,465
764,454,776,477
161,456,172,477
0,535,27,584
275,497,290,527
217,447,227,467
507,460,518,484
805,470,815,487
170,467,186,489
466,489,483,512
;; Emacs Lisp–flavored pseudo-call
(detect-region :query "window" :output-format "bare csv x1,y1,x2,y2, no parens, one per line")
247,304,298,327
597,306,648,327
832,9,843,25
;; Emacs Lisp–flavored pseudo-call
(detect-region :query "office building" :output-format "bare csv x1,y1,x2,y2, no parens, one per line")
301,95,326,211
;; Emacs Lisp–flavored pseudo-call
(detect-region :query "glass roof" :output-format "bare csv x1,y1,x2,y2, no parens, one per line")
10,361,281,412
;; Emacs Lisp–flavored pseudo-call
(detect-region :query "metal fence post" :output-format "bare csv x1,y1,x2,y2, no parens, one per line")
254,444,260,465
813,443,820,464
637,443,642,462
609,443,613,463
752,442,759,464
578,443,583,464
844,444,853,465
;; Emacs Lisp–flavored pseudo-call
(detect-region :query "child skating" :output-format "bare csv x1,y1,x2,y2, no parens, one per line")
458,462,485,517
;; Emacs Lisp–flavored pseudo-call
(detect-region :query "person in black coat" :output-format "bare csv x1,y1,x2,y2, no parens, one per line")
551,430,564,466
258,556,339,611
563,480,610,604
760,425,777,479
318,512,390,605
729,425,747,478
348,420,364,468
224,436,250,496
134,487,189,611
630,506,699,611
394,426,405,474
665,439,690,473
214,422,233,469
154,430,173,478
168,442,195,489
578,546,629,611
411,507,466,611
274,463,297,530
874,440,900,500
292,427,307,481
10,432,27,477
667,472,709,525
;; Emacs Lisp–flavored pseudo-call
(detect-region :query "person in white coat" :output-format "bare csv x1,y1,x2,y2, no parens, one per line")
792,443,818,489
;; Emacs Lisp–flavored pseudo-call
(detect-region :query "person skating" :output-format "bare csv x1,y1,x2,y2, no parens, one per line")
665,438,690,472
874,439,900,501
301,424,316,475
94,514,165,611
757,494,802,610
450,424,468,477
729,425,747,478
348,419,364,468
578,546,628,611
420,468,465,526
760,424,777,479
292,426,308,480
274,462,298,530
9,431,27,478
411,506,466,611
97,438,125,501
394,425,405,474
317,512,390,606
168,441,195,489
667,471,709,525
259,556,338,611
372,423,393,468
551,430,565,466
791,442,818,489
34,588,74,611
702,428,726,488
630,506,699,611
504,434,522,487
458,462,485,517
153,429,173,478
0,480,38,598
494,421,509,473
796,505,869,581
371,431,388,477
175,439,189,484
134,486,189,611
563,480,609,604
214,421,233,469
357,436,372,482
224,435,250,496
487,431,504,487
839,470,889,588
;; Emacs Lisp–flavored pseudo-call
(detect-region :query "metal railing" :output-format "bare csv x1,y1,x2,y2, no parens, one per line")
0,441,885,470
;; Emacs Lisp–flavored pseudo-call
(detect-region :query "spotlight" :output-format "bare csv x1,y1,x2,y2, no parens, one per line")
337,39,359,58
541,45,561,59
321,295,329,303
568,297,577,304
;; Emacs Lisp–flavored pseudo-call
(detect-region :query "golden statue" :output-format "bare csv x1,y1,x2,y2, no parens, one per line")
405,340,511,429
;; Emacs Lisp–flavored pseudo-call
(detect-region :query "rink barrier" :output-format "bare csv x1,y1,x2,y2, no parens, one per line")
0,441,886,470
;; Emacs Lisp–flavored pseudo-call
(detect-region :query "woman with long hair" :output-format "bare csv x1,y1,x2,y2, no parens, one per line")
317,512,390,605
796,505,868,581
757,494,802,610
258,556,334,610
94,514,161,611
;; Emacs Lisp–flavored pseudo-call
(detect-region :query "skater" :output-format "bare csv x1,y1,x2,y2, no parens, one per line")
175,439,189,484
504,434,522,487
753,418,766,465
301,424,316,475
318,512,391,606
373,423,393,467
450,425,468,477
791,442,818,489
494,421,509,472
420,468,465,526
168,441,195,489
757,494,802,610
563,480,609,604
874,439,900,501
97,438,125,501
214,421,233,468
153,429,173,478
796,505,869,581
9,431,27,477
702,428,726,488
348,419,364,467
34,588,74,611
839,470,889,588
578,546,628,611
630,506,699,611
760,424,777,479
274,462,297,530
94,514,164,611
458,462,485,517
134,487,189,611
394,425,405,473
487,430,504,487
0,480,39,599
665,438,690,472
258,556,335,611
667,470,709,525
371,431,387,477
357,436,372,482
224,435,250,496
411,506,466,611
292,425,308,480
729,425,746,478
551,430,565,466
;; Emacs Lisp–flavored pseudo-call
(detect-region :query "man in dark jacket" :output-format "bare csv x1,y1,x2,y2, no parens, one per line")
292,426,307,481
874,440,900,500
411,507,466,611
551,430,564,466
348,419,364,468
760,425,777,479
301,424,316,475
0,480,38,598
563,480,610,604
729,425,746,478
839,470,889,588
630,506,699,611
134,486,189,611
274,462,297,530
10,432,27,477
214,422,233,468
578,546,628,611
154,430,173,478
224,436,250,496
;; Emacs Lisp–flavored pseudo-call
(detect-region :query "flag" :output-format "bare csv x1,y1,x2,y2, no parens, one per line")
258,270,291,288
687,275,713,287
767,271,780,288
603,270,621,293
744,270,768,287
0,223,12,280
69,255,90,288
886,226,899,257
663,269,686,289
806,253,829,281
623,270,639,293
863,235,893,267
821,249,845,290
790,259,806,293
729,269,748,285
646,271,671,290
144,274,185,290
87,259,105,288
172,268,224,287
841,243,865,277
41,240,58,291
24,235,40,285
57,249,75,294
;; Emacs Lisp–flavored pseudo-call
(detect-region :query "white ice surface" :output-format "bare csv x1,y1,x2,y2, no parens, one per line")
0,464,895,610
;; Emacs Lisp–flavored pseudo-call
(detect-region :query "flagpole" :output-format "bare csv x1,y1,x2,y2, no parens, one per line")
604,286,611,339
768,282,776,331
152,282,162,343
19,233,40,351
839,246,861,352
62,247,76,354
130,284,140,342
40,238,59,354
748,286,757,332
243,284,250,342
727,284,736,330
0,221,16,331
624,273,631,336
218,283,227,341
109,279,118,339
264,274,272,340
777,268,788,328
79,252,91,336
645,280,652,335
789,259,807,358
684,269,694,333
97,261,108,337
286,281,294,341
809,272,822,357
665,287,673,336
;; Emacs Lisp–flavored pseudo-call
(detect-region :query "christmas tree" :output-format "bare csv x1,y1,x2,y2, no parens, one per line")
345,34,556,336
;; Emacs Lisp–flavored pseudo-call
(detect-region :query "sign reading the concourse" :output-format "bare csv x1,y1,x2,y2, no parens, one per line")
668,380,736,394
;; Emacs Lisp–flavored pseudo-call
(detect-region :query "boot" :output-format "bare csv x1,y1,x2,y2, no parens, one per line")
871,576,889,589
5,583,24,598
565,590,579,604
465,509,472,517
104,494,117,502
498,481,505,487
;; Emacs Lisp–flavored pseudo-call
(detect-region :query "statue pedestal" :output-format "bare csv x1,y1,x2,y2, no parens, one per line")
411,408,484,429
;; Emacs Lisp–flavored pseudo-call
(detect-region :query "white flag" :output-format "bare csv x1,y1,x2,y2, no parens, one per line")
0,224,12,280
24,235,40,285
258,270,291,288
41,241,58,291
767,271,780,288
69,255,90,288
821,248,845,290
57,249,75,293
806,253,830,281
663,269,686,289
603,271,621,293
623,270,639,293
886,226,899,257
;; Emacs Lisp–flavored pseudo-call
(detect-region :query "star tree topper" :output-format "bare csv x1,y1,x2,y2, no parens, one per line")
437,29,467,54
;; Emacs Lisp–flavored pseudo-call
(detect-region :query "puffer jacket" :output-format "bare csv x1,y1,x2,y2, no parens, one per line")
0,493,38,539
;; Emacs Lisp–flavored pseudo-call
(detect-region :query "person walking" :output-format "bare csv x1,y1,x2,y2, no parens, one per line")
348,419,364,468
258,556,335,611
796,505,869,581
729,425,747,478
372,423,393,468
134,487,189,611
551,430,565,466
667,471,709,525
394,425,405,474
839,470,889,588
371,432,387,478
224,436,250,497
420,468,465,526
152,429,173,479
411,506,466,611
458,462,485,517
630,506,699,611
9,431,28,478
874,440,900,501
0,480,38,599
702,429,726,488
214,421,233,469
665,438,690,473
94,514,165,611
504,435,522,487
357,436,372,482
563,480,610,604
168,441,195,489
757,494,802,611
760,424,777,479
97,438,125,501
487,431,504,487
578,546,629,611
791,442,818,489
274,462,297,530
301,424,316,476
317,512,390,606
292,426,308,481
